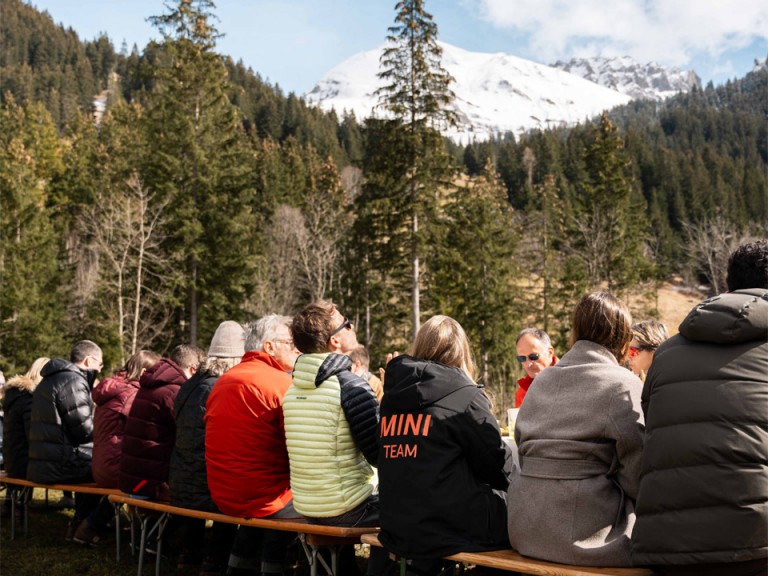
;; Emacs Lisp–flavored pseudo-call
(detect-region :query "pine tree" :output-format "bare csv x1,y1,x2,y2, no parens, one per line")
563,114,651,292
0,97,67,371
373,0,458,337
144,0,254,345
430,161,521,405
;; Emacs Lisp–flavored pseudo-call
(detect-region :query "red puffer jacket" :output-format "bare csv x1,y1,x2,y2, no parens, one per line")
92,372,139,487
119,359,187,501
205,351,293,517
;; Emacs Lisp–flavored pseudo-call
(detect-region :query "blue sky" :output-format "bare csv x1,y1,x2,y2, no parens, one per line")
26,0,768,95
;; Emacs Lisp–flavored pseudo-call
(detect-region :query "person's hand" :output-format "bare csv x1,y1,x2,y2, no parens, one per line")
378,351,400,386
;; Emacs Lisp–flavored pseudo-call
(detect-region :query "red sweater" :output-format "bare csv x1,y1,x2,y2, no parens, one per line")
205,351,293,517
515,355,558,408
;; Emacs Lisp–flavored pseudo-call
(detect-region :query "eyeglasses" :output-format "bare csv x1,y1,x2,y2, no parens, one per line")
273,339,294,347
516,353,540,363
89,355,104,371
329,316,352,338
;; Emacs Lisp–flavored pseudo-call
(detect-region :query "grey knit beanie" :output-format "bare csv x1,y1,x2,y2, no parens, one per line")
208,321,245,358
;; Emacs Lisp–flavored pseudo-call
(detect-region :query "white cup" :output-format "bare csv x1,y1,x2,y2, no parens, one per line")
507,408,520,432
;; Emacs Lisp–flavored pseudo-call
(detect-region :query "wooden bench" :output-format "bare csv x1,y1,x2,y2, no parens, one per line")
0,472,122,540
361,533,655,576
108,493,379,576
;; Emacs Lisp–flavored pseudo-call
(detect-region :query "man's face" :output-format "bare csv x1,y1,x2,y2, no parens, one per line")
329,307,358,354
268,324,300,372
516,333,554,380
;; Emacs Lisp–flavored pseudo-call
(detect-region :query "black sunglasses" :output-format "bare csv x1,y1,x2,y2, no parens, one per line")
516,353,541,363
329,316,352,338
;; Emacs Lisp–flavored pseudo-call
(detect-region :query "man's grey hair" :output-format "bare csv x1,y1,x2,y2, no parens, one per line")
244,315,292,352
70,340,102,364
515,328,552,347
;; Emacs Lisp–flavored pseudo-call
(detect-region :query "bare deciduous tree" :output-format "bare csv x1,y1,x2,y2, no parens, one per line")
683,215,755,295
248,205,306,316
80,174,172,361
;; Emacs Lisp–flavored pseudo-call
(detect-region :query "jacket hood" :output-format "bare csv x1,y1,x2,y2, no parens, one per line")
292,353,352,389
40,357,81,379
139,358,188,389
92,373,137,404
383,354,477,411
4,374,38,393
679,289,768,345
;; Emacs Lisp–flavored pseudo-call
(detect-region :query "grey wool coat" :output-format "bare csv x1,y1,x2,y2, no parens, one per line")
507,340,645,567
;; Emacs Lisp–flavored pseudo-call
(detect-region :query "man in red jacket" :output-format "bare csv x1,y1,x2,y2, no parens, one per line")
514,328,558,408
205,314,301,576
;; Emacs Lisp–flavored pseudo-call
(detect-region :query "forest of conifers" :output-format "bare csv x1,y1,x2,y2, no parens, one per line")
1,0,766,404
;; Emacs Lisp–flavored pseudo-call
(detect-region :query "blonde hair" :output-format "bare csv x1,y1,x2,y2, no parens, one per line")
410,315,477,381
25,357,50,385
631,320,668,350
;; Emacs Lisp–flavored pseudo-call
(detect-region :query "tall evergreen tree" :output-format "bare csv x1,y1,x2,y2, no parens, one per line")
430,161,521,405
374,0,458,337
563,114,651,292
144,0,254,345
0,97,67,371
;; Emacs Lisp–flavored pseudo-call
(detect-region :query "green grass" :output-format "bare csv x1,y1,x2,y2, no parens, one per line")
0,487,181,576
0,488,376,576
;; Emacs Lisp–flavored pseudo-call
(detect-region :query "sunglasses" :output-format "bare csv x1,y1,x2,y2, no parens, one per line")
628,345,654,358
516,353,540,363
329,316,352,338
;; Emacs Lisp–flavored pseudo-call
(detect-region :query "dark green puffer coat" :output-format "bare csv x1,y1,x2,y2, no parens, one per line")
632,289,768,566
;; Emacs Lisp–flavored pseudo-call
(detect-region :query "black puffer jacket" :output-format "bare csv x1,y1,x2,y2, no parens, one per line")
632,289,768,566
27,359,94,483
378,355,513,560
2,375,37,478
169,371,219,511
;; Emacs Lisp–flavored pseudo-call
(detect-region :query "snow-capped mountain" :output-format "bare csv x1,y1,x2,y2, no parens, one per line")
550,56,700,101
305,42,632,142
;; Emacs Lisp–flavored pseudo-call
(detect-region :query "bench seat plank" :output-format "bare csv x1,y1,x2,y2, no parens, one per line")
360,534,655,576
107,493,377,538
0,472,121,496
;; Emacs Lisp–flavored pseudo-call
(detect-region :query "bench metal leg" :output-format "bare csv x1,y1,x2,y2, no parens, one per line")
154,512,171,576
129,508,169,576
299,534,337,576
114,502,123,563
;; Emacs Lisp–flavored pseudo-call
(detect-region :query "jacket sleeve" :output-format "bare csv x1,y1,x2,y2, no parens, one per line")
459,390,513,490
608,376,645,500
58,376,94,446
338,372,380,466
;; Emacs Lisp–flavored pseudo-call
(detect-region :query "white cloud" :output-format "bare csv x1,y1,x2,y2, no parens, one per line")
470,0,768,67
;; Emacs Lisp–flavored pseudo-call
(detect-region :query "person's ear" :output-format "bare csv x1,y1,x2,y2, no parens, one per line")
328,334,343,354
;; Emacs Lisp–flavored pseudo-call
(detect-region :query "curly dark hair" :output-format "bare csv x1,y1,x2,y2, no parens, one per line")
727,240,768,291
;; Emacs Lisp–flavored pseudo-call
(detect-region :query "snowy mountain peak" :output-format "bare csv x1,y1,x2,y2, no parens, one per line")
550,56,701,101
305,41,632,142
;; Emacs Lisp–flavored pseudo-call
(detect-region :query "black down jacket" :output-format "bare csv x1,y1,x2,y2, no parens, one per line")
169,371,219,511
27,359,94,483
2,375,37,478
